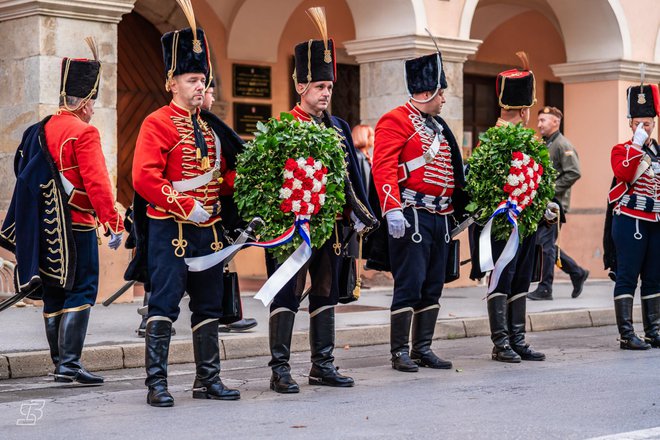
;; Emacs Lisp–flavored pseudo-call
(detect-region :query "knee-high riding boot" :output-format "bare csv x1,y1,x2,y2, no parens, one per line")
410,305,452,369
145,318,174,407
641,295,660,348
308,307,354,387
487,294,520,363
390,308,418,372
44,315,62,369
54,308,104,384
192,319,240,400
268,308,299,393
615,296,651,350
508,293,545,361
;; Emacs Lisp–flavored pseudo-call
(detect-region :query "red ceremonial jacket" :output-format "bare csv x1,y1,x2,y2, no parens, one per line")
610,140,660,221
45,110,124,234
132,101,235,224
373,102,455,215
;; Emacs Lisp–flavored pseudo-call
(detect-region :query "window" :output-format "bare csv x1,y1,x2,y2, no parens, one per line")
463,74,500,155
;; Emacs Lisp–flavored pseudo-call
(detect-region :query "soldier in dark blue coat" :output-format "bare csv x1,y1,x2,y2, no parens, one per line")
0,39,124,384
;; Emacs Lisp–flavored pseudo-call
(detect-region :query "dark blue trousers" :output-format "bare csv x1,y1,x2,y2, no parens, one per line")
147,218,225,327
612,214,660,298
42,229,99,314
388,207,451,311
490,231,537,297
266,237,340,314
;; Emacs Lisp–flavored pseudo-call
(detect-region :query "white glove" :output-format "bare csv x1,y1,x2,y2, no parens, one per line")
350,211,366,233
544,202,560,221
188,201,210,224
632,122,649,147
386,210,410,239
108,232,123,250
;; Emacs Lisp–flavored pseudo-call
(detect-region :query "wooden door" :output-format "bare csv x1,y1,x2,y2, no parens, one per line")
117,12,170,208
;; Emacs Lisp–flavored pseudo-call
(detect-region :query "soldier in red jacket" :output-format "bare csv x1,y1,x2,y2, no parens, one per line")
1,38,125,385
372,47,466,373
609,81,660,350
266,7,376,394
131,3,242,407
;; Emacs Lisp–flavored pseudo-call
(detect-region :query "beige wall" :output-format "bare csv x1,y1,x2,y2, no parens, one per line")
473,10,566,130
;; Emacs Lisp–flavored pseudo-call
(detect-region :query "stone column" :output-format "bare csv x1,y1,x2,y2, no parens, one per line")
344,34,481,140
0,0,136,302
0,0,135,209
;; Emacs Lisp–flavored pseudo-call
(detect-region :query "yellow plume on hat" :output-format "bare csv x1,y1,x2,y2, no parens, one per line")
176,0,202,53
515,51,530,71
84,36,99,61
306,6,332,63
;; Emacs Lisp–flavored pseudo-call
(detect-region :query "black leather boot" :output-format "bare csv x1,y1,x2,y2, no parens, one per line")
308,307,354,387
390,308,418,372
44,314,62,369
487,294,521,363
54,308,104,384
615,297,651,350
137,292,176,338
642,296,660,348
410,305,452,369
268,309,299,393
192,320,240,400
508,294,545,361
145,319,174,407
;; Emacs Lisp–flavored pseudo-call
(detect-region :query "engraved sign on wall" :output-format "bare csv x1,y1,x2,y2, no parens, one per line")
234,103,272,136
233,64,271,98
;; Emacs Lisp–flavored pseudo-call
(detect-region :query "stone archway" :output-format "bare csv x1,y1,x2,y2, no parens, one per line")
459,0,630,62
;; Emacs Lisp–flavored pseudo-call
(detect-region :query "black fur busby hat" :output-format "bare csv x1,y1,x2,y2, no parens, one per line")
627,66,660,118
628,84,660,118
60,37,101,103
161,27,210,84
405,53,447,95
162,1,211,91
293,7,336,84
496,52,536,109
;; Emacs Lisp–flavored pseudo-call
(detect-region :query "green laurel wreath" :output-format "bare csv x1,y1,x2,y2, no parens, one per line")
234,112,346,261
465,123,556,240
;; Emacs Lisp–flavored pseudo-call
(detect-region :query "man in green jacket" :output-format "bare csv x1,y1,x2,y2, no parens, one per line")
529,106,589,300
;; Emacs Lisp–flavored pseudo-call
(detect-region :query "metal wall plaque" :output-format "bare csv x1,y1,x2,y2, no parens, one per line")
233,64,271,98
234,103,272,136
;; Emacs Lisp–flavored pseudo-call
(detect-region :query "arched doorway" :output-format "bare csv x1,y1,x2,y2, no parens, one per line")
116,11,170,208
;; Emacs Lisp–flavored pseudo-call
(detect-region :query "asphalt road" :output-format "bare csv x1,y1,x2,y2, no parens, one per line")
1,326,658,440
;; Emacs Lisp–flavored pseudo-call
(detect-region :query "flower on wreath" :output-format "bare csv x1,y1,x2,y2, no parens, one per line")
279,156,328,217
502,152,543,211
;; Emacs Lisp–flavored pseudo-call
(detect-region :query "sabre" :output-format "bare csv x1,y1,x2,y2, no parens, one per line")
223,217,265,263
450,213,478,239
102,280,137,307
0,260,34,313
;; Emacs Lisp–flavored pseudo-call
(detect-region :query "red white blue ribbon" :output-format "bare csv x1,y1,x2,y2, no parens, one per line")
185,217,313,306
479,200,521,293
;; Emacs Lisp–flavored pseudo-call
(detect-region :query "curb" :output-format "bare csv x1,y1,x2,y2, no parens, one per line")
0,306,629,380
